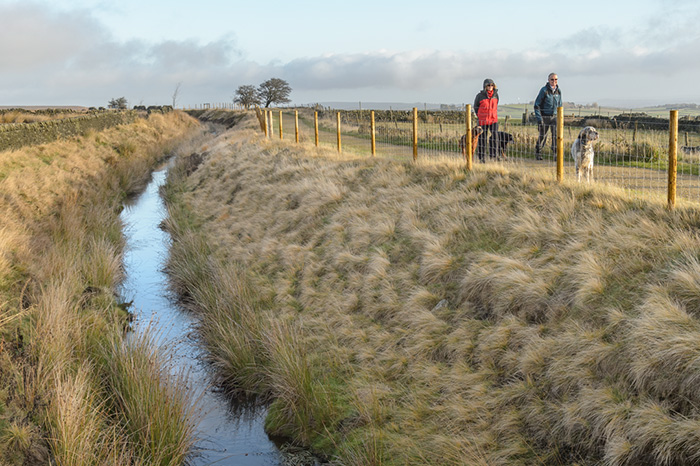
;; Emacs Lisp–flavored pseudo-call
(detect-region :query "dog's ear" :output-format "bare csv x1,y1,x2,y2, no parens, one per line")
580,129,587,146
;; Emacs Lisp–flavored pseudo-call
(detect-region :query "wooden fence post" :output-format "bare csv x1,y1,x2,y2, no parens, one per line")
268,110,273,137
314,111,319,147
668,110,678,209
412,107,418,161
279,110,283,140
263,109,269,138
465,104,473,171
295,110,299,143
371,110,376,157
556,106,564,182
337,112,342,153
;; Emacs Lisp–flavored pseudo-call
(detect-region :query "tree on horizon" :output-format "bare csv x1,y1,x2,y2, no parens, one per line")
234,84,261,109
258,78,291,108
108,97,128,109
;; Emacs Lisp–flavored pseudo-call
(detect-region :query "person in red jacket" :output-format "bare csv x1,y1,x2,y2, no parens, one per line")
473,78,499,162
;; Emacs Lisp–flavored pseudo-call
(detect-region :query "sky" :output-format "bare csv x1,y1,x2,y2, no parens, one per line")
1,0,699,109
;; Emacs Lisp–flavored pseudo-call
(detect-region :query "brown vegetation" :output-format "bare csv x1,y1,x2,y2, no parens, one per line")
0,111,202,464
166,111,700,465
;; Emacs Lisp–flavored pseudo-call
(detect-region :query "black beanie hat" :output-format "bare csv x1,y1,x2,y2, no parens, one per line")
483,78,495,89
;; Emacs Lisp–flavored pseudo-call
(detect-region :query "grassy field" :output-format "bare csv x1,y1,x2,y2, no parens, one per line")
270,108,700,194
0,108,94,124
0,111,204,464
167,110,700,465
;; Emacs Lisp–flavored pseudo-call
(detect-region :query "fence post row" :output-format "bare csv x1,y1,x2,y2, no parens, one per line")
668,109,678,210
261,108,685,208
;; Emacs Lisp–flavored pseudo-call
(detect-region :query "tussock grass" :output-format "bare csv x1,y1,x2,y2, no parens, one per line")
165,111,700,465
0,111,202,464
96,329,196,465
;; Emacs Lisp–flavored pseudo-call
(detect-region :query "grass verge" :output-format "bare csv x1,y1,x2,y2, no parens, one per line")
165,111,700,465
0,111,203,464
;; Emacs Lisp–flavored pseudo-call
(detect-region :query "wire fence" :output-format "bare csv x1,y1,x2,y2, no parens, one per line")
254,107,700,208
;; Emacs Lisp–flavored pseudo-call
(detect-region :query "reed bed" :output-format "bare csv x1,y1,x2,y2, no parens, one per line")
0,111,202,464
167,111,700,465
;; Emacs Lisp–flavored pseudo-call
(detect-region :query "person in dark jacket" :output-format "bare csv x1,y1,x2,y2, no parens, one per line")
534,73,562,160
474,78,499,162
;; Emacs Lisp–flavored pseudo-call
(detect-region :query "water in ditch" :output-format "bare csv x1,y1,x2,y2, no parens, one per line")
119,165,284,465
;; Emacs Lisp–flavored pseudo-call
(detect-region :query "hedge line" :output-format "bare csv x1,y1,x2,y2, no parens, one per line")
0,111,139,151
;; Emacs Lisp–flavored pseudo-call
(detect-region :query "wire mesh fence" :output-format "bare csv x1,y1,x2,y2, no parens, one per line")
259,107,700,207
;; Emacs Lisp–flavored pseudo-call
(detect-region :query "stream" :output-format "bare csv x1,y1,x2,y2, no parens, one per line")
119,164,285,465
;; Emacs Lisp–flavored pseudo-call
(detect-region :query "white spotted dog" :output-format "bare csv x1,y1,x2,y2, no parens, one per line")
571,126,599,183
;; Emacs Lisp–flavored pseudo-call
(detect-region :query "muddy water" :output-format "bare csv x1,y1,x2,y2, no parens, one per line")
119,166,284,465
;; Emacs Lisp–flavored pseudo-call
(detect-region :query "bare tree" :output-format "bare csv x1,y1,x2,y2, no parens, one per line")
234,84,261,109
172,82,182,108
257,78,292,108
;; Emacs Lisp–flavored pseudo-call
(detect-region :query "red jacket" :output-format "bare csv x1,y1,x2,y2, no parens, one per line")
474,89,499,125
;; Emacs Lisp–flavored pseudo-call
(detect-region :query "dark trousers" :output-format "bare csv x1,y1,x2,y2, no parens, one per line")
477,122,498,162
536,116,556,154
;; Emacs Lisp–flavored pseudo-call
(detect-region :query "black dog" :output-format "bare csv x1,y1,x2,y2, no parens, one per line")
489,131,514,160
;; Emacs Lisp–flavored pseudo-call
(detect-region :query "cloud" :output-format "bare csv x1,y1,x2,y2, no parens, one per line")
0,2,246,105
553,27,622,52
1,1,699,107
0,3,104,70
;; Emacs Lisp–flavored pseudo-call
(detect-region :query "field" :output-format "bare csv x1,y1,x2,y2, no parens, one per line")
260,107,700,206
168,110,700,465
0,108,84,124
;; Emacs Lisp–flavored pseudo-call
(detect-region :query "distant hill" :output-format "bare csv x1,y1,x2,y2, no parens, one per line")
0,106,89,111
299,102,700,119
309,102,447,111
304,101,700,112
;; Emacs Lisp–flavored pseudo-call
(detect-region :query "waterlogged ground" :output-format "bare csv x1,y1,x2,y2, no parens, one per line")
120,165,284,465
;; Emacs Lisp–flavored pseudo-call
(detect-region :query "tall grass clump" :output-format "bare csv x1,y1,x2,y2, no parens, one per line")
0,110,203,465
163,111,700,464
96,329,196,465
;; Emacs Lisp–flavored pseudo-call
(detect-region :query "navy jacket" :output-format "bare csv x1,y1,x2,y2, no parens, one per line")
534,83,562,122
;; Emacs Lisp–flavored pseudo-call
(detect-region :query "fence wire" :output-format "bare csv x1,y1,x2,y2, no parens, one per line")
265,108,700,206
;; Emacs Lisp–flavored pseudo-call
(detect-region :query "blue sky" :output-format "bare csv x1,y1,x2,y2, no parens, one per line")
1,0,699,108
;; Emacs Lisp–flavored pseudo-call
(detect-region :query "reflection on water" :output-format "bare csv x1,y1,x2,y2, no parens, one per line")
120,166,283,465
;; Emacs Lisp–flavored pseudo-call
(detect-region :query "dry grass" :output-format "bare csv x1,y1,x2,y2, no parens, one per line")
0,111,202,464
0,110,53,124
165,111,700,465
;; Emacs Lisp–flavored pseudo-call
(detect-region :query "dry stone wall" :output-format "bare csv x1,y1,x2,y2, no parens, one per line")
0,111,138,151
